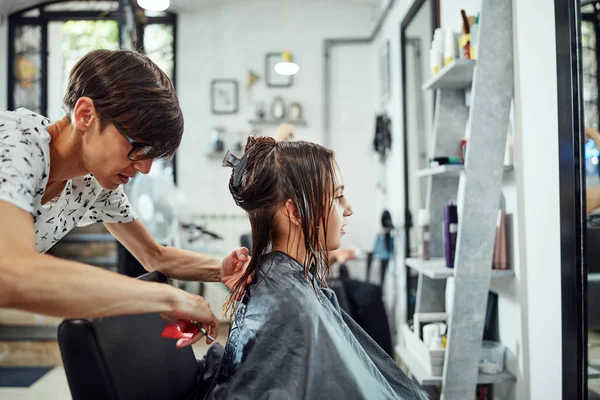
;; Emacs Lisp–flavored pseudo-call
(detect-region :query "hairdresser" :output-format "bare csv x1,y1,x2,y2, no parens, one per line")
0,49,253,347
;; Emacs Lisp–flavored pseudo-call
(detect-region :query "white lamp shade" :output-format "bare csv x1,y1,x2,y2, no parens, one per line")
274,62,299,76
137,0,170,11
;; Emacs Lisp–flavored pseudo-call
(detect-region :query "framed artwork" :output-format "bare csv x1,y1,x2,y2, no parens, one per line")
380,40,390,105
265,52,293,88
211,79,238,114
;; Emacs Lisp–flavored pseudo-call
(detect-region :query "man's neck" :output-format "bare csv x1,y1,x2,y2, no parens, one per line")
46,116,88,183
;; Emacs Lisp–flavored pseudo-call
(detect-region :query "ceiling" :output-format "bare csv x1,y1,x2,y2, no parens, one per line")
0,0,381,16
0,0,208,16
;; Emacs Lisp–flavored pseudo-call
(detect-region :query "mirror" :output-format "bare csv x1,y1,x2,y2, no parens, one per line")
582,1,600,396
401,0,438,318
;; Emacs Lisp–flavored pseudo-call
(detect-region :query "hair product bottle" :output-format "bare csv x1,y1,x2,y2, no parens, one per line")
418,209,430,261
492,210,508,270
444,202,458,268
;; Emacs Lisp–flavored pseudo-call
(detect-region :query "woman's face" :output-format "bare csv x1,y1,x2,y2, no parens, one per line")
82,116,153,190
324,180,353,251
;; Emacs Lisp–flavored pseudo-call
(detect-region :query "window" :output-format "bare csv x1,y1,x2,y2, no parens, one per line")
8,0,178,181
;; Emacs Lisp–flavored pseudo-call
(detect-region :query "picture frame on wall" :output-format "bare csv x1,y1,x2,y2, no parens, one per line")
211,79,239,114
380,40,390,105
265,52,293,88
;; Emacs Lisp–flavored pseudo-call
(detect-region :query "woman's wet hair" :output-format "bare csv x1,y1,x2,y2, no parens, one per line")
224,136,339,314
63,49,183,160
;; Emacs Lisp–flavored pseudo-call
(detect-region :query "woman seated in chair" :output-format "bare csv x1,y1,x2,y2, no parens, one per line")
204,137,425,399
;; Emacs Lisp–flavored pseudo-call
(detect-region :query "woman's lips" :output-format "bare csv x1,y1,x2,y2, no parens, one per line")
118,174,129,184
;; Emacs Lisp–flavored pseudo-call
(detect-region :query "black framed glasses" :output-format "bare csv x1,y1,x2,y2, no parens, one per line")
115,125,155,161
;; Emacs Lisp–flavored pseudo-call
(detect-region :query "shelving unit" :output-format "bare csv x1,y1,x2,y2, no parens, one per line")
405,258,515,279
60,233,115,243
248,119,307,126
416,165,464,178
395,344,517,386
416,164,514,178
401,0,515,398
421,59,476,91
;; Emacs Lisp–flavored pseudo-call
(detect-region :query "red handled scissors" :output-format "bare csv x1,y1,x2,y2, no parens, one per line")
161,320,216,342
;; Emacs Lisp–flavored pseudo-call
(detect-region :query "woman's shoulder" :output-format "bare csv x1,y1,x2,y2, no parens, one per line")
255,252,307,284
244,252,320,311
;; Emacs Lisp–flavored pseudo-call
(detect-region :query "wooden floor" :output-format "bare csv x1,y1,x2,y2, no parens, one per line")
590,331,600,395
0,309,61,327
0,341,62,367
0,308,63,367
0,328,229,399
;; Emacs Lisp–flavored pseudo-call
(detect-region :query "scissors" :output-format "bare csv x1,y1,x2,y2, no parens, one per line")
161,320,216,342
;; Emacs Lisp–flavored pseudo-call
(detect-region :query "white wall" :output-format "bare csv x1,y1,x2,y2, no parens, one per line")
0,14,7,112
486,0,563,398
176,0,377,250
371,0,563,398
329,44,379,251
503,0,561,398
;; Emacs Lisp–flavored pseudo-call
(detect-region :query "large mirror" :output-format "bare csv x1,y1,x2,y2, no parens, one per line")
583,1,600,397
401,0,438,319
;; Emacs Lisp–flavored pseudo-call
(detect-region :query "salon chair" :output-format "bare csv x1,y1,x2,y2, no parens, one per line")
58,271,203,400
588,225,600,331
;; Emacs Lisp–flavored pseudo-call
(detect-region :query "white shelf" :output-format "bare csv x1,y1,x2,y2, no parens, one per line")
416,164,514,178
60,233,115,243
422,59,476,91
416,165,464,177
405,258,515,279
248,119,307,126
396,344,442,386
396,344,517,386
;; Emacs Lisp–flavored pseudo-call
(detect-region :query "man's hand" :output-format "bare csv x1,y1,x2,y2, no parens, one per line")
273,123,295,142
586,126,600,147
329,248,357,264
221,247,252,300
161,289,220,348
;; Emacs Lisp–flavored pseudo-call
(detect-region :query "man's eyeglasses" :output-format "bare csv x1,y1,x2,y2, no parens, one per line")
115,125,155,161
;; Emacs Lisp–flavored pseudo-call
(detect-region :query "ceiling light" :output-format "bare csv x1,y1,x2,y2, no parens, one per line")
274,50,299,76
137,0,170,12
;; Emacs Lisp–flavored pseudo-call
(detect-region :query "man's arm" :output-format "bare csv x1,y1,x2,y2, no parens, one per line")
588,186,600,215
0,201,220,344
104,219,222,282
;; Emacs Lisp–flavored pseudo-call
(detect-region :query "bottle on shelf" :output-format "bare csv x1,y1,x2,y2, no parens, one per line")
444,202,458,268
418,209,431,261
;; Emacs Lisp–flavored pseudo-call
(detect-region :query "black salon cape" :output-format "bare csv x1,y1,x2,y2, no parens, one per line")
203,251,427,400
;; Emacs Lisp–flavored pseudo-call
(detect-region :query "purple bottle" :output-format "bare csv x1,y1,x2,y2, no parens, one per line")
444,202,458,268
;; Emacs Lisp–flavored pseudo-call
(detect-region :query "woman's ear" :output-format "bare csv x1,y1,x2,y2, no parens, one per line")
283,199,302,227
72,97,97,132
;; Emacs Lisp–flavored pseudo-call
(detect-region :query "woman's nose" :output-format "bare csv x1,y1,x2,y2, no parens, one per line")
133,158,153,174
344,204,353,217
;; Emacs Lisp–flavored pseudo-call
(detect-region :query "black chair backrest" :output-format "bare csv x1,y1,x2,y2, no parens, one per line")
588,226,600,273
58,271,199,400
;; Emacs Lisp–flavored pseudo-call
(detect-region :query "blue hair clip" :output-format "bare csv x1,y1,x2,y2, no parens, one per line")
222,149,248,187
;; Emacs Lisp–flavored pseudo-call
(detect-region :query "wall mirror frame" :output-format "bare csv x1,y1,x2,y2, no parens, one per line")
556,0,586,397
400,0,439,321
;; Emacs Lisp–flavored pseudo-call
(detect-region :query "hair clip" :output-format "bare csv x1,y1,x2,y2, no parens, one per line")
222,149,248,187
